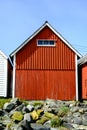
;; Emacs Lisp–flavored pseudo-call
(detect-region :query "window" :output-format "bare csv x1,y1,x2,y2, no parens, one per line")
37,40,55,46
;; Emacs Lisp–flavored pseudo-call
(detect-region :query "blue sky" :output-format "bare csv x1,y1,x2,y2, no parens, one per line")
0,0,87,56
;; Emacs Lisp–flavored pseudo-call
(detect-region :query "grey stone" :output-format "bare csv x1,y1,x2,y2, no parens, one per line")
63,122,74,129
24,113,32,122
70,106,79,113
73,112,81,117
35,104,42,110
1,115,12,125
16,126,24,130
27,104,34,112
0,124,5,130
10,98,21,105
82,113,87,121
63,115,73,123
22,106,30,113
79,108,84,113
20,120,33,130
72,117,82,125
15,103,25,111
3,102,15,112
0,109,6,116
31,123,50,130
69,102,76,107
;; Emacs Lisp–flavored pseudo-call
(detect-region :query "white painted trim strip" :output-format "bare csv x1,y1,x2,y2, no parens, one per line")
12,54,16,98
75,55,78,100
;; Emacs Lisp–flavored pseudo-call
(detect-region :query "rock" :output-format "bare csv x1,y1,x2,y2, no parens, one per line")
27,104,34,112
44,112,55,119
72,117,82,125
30,110,39,120
36,116,49,124
20,120,33,130
69,101,76,107
82,113,87,121
10,98,21,105
24,113,32,122
70,106,79,113
79,108,84,113
63,115,73,123
22,106,30,113
63,122,74,129
31,123,50,130
0,109,7,116
15,103,25,111
42,104,52,112
35,104,42,110
16,126,24,130
12,111,23,122
1,115,12,125
72,112,81,117
3,102,15,112
0,124,5,130
37,109,44,116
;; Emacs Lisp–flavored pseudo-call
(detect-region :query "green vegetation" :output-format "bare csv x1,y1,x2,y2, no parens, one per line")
51,116,62,127
58,106,69,117
0,98,11,109
31,101,44,107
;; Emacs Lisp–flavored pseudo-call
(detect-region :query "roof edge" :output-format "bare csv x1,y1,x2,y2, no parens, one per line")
10,21,82,58
78,54,87,65
0,50,7,59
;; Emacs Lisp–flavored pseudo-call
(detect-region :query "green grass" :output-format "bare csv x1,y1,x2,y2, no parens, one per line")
0,98,11,109
58,106,69,117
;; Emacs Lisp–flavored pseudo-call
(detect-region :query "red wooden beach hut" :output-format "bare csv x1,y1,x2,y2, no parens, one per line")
10,21,81,100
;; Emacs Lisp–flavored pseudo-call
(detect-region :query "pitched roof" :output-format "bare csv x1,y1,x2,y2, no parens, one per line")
10,21,82,58
0,50,7,59
78,54,87,65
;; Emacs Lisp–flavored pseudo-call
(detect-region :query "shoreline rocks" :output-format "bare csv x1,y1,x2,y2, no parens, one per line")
1,98,87,129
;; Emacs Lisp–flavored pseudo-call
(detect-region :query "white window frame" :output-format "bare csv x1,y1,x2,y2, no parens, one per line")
37,39,56,47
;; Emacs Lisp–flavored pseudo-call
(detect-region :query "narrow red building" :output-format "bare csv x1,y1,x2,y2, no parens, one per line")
78,55,87,99
10,21,81,100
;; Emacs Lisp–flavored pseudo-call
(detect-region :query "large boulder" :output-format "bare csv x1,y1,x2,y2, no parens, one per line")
3,102,15,112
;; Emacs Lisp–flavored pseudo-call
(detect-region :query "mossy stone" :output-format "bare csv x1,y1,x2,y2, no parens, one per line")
12,111,23,122
37,109,43,116
36,116,49,124
44,112,55,119
30,110,39,120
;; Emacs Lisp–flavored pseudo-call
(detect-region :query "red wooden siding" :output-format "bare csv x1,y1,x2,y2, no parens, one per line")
82,64,87,99
15,26,76,100
15,70,76,100
16,27,75,70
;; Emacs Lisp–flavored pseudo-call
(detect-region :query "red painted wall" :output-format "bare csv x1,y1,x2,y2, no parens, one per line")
82,64,87,99
15,26,76,100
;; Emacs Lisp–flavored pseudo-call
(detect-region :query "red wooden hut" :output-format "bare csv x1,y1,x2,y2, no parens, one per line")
78,55,87,99
10,21,81,100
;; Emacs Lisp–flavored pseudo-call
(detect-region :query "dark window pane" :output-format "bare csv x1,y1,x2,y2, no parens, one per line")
38,40,43,45
38,40,55,46
50,41,54,45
